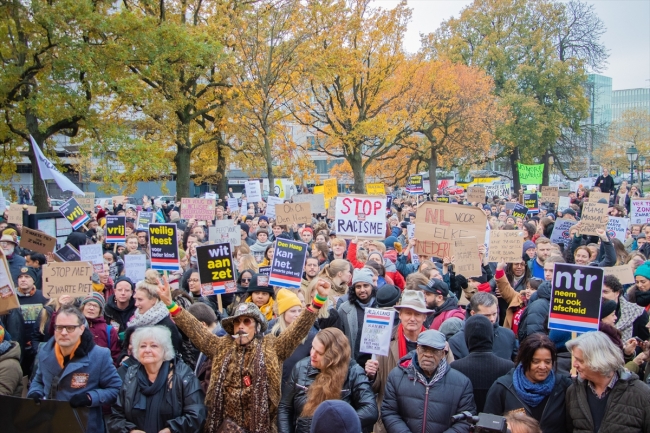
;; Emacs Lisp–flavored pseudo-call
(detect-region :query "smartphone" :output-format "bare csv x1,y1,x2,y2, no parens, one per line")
634,336,645,344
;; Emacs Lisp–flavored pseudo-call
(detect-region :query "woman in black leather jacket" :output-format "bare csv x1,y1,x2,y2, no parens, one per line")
278,328,377,433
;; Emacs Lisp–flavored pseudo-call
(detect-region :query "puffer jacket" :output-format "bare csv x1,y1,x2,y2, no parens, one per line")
107,358,206,433
518,281,551,340
483,369,571,433
0,342,23,396
277,358,378,433
565,369,650,433
381,352,476,433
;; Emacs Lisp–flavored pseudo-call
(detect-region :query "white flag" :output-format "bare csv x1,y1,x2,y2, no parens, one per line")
30,136,84,196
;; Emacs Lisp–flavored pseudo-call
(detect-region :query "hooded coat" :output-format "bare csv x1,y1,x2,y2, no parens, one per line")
104,295,137,336
85,315,121,366
0,341,22,396
448,319,516,362
427,297,466,330
338,285,378,368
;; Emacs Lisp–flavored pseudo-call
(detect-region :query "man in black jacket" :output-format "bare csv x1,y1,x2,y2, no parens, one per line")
595,168,615,194
450,315,514,412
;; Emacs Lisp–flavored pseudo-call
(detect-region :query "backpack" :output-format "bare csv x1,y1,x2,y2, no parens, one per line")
430,307,466,330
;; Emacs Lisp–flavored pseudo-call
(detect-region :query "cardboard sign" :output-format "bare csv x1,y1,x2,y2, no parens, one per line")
548,263,603,333
105,215,126,244
334,195,386,239
550,218,578,247
293,194,326,214
209,220,241,247
604,264,635,285
589,191,610,204
73,192,95,212
269,239,308,288
276,202,312,226
112,196,126,207
136,211,155,229
436,196,450,203
467,186,486,203
323,178,338,201
359,307,396,357
366,183,386,196
413,202,487,258
181,198,216,221
406,175,424,194
265,196,284,219
485,184,511,199
327,199,336,219
80,244,104,273
451,237,482,278
524,193,538,212
19,227,57,254
631,199,650,224
148,223,180,271
7,203,36,225
124,254,147,283
518,163,544,185
606,216,628,240
245,181,262,203
0,252,19,314
578,202,608,236
511,204,528,219
540,186,559,204
197,243,236,295
58,197,90,230
227,197,239,212
42,261,94,299
54,244,81,262
488,230,525,263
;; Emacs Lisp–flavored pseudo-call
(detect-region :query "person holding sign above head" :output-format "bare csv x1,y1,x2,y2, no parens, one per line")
278,327,378,433
568,225,616,267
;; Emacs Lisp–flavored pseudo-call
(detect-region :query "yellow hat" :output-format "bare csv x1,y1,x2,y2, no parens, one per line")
276,288,302,316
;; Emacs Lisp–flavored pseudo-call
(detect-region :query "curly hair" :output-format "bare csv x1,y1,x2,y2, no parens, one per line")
301,328,351,417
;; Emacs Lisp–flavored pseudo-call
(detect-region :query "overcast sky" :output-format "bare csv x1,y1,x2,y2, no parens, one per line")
377,0,650,90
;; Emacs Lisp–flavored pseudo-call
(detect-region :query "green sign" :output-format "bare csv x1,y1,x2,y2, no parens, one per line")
518,163,544,185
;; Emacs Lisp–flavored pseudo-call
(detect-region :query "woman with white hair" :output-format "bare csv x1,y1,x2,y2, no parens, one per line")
565,331,650,433
107,326,207,433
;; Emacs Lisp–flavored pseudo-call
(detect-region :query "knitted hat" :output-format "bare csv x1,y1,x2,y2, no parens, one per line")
600,300,618,320
439,317,463,340
367,251,384,264
81,292,106,313
256,229,268,238
383,236,399,251
246,273,275,295
523,240,536,253
376,284,401,308
276,289,302,316
114,276,135,291
563,208,576,217
351,268,375,288
258,215,269,224
310,400,361,433
239,223,250,236
301,227,314,235
18,266,39,283
634,261,650,281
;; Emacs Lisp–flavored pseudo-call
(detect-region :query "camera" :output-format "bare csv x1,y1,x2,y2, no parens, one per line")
451,412,509,433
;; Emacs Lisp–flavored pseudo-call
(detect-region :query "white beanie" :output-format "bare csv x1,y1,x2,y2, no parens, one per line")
351,268,375,288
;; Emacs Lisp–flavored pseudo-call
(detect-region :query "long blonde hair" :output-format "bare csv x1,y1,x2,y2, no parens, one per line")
238,254,259,272
301,328,351,417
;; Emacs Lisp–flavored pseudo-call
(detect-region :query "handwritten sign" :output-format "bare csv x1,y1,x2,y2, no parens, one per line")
631,199,650,224
80,244,104,273
540,186,559,204
359,307,396,356
58,197,89,230
548,263,602,333
245,181,262,203
292,194,326,214
485,184,511,199
73,192,95,212
606,216,628,240
451,237,482,278
579,202,608,236
414,202,487,258
366,183,385,196
209,220,241,247
7,203,36,225
518,163,544,185
323,178,338,201
558,196,570,210
124,254,147,283
488,230,525,263
275,202,312,226
19,227,56,254
604,264,635,285
467,187,486,203
550,218,577,247
265,196,284,219
181,198,216,221
0,252,18,314
335,195,386,239
42,262,93,299
589,191,610,204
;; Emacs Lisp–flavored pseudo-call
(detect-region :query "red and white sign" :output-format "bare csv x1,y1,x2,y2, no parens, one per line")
335,194,386,239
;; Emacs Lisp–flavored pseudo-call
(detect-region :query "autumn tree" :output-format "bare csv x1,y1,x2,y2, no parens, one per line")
594,109,650,174
292,0,415,193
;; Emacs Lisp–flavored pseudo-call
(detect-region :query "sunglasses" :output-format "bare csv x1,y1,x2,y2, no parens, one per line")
241,278,251,282
233,317,253,326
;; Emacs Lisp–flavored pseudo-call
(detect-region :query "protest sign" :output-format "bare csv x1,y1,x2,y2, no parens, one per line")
524,193,538,212
606,216,628,240
197,243,236,295
518,163,544,185
436,196,450,203
0,197,5,213
589,191,610,204
293,194,326,214
148,223,180,271
467,186,486,203
265,196,284,219
58,197,89,230
550,218,578,247
42,261,93,299
485,184,511,199
8,203,36,225
258,266,271,276
604,264,635,285
227,197,239,213
105,215,126,244
73,192,95,212
511,204,528,219
323,178,338,201
631,198,650,224
19,227,57,254
53,244,81,262
406,175,424,194
112,196,126,207
540,186,559,204
136,211,155,229
359,308,396,357
80,244,104,273
548,263,603,333
0,253,19,315
209,220,241,247
276,202,312,225
124,254,147,283
413,202,487,258
240,199,247,215
335,195,386,239
488,230,525,263
205,192,217,200
366,183,385,196
558,196,570,210
407,224,415,239
578,202,608,235
269,239,308,288
0,394,90,433
451,237,482,278
181,198,216,221
577,177,595,190
327,199,336,219
245,181,262,203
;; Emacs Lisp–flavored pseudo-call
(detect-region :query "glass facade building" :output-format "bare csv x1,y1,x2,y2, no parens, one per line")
587,74,613,125
612,88,650,120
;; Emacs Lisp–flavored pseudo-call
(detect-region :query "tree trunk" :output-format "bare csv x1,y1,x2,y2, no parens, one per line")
510,146,521,196
174,120,192,199
216,140,228,200
542,149,550,187
429,146,438,194
263,132,275,196
350,152,365,194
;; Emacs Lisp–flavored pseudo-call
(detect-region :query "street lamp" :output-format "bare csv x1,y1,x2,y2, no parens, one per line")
627,146,639,184
639,155,646,192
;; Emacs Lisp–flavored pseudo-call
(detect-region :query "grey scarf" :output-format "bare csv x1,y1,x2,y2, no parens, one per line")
616,297,645,340
127,301,170,328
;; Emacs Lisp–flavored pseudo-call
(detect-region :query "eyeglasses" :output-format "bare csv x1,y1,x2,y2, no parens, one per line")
54,325,82,333
233,317,253,326
241,278,251,282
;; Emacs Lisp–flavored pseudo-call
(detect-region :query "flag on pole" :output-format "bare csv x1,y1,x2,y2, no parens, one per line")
30,136,84,196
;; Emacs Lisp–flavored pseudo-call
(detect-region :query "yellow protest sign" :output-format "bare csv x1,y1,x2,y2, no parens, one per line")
366,183,385,196
323,178,338,201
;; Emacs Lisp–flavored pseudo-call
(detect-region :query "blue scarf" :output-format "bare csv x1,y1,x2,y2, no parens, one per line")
512,364,555,407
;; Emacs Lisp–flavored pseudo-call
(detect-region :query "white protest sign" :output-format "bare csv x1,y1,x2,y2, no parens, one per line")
125,254,147,283
604,264,635,285
485,184,511,199
227,197,239,212
334,195,386,239
292,194,326,214
245,181,262,203
578,177,595,190
631,199,650,224
240,199,247,215
265,196,284,219
209,220,241,247
558,196,570,210
606,217,628,241
359,307,395,357
550,218,577,247
79,244,104,273
407,224,415,239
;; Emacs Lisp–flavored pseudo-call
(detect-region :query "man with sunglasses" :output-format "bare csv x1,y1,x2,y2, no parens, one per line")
27,305,121,433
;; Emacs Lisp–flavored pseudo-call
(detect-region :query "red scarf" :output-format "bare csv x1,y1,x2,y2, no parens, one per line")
397,323,426,358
